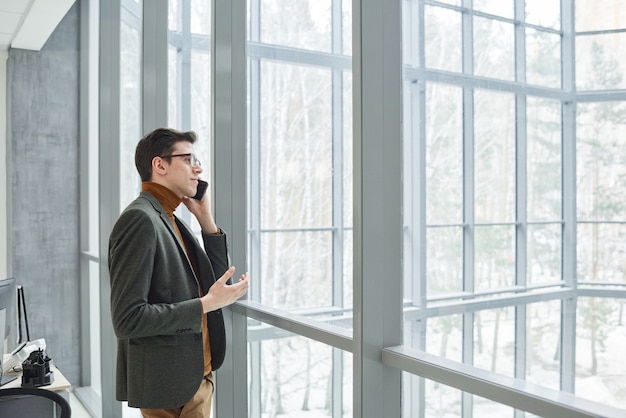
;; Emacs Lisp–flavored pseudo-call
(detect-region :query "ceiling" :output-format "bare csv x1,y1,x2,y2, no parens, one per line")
0,0,75,51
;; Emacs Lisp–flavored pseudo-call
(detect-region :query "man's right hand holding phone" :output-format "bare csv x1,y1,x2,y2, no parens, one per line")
183,179,220,234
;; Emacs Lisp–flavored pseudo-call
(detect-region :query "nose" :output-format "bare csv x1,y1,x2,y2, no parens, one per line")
194,165,203,174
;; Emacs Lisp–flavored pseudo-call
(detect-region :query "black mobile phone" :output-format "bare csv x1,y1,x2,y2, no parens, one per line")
193,179,208,200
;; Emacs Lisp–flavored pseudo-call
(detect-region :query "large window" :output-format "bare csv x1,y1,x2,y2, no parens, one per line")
402,0,626,415
83,0,626,416
247,0,353,415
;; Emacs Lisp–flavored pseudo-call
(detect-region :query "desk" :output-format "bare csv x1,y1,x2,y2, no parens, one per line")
1,363,71,402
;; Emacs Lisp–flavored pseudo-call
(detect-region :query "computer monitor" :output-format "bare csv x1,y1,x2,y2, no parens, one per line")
0,278,17,386
0,278,16,342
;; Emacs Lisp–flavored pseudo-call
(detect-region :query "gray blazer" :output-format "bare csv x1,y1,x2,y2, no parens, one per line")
108,191,228,409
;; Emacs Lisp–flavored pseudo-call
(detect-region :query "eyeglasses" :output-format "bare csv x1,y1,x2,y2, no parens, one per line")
160,153,201,167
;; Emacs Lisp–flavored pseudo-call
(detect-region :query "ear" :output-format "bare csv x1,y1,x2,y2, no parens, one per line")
152,156,168,177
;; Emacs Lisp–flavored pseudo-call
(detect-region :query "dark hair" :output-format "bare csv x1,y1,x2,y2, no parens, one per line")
135,127,197,182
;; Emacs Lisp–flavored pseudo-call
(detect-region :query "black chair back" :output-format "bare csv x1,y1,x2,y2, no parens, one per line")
0,387,71,418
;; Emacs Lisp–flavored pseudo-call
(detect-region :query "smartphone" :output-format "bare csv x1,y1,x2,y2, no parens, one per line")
193,179,208,200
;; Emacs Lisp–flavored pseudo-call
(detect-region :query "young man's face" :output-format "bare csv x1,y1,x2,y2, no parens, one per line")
161,141,203,198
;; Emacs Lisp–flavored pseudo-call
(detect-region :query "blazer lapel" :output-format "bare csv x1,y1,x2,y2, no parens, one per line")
141,192,199,283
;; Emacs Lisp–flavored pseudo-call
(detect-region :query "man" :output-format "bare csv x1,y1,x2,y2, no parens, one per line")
108,127,249,417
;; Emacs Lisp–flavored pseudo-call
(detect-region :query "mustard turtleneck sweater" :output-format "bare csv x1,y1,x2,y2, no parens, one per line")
142,182,213,376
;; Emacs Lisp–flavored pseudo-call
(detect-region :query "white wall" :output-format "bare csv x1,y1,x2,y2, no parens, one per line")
0,50,7,279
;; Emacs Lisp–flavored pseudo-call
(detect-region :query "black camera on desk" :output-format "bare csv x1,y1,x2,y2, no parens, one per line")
21,349,54,387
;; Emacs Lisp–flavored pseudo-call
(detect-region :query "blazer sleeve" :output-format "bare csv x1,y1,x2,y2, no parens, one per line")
202,230,229,279
108,207,202,340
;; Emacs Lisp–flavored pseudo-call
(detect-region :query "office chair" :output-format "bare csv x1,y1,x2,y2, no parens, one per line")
0,387,71,417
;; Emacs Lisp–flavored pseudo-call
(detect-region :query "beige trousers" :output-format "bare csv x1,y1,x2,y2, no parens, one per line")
140,373,214,418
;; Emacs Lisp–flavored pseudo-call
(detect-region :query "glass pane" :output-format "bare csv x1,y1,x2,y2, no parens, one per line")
474,90,515,223
168,0,179,29
190,0,211,34
473,0,513,19
527,97,562,222
418,376,520,417
260,0,332,53
474,307,515,377
578,224,626,282
248,330,352,417
577,102,626,221
526,28,561,88
426,315,463,362
342,0,352,56
475,225,515,291
525,0,560,29
528,224,561,285
120,16,142,209
576,298,626,410
474,17,515,80
576,0,626,32
168,43,178,124
425,5,462,72
424,376,462,416
260,62,332,230
189,48,211,156
426,83,463,225
474,397,515,418
427,227,463,296
576,33,626,91
261,231,332,309
527,300,561,391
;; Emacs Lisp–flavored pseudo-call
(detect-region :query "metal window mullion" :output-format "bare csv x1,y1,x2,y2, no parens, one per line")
561,1,576,288
79,0,95,392
514,92,529,417
142,0,168,133
515,95,528,290
99,0,123,416
330,2,345,417
410,68,571,100
462,84,475,417
411,76,428,417
462,2,474,292
247,43,351,71
212,0,248,416
461,1,475,414
247,62,262,416
248,0,262,414
413,0,427,318
514,303,528,418
560,0,577,394
353,0,403,416
513,4,528,409
404,1,427,416
331,0,345,315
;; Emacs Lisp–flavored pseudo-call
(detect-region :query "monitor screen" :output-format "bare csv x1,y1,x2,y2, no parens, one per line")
0,278,17,350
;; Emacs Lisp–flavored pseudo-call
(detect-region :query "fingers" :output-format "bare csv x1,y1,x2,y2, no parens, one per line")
236,273,249,293
229,272,249,300
181,195,200,210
